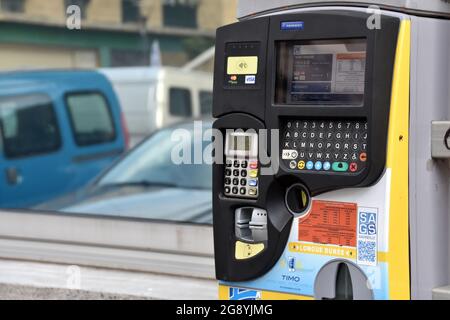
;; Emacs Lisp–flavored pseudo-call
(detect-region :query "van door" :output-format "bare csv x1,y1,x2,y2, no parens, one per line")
0,93,65,208
63,91,124,192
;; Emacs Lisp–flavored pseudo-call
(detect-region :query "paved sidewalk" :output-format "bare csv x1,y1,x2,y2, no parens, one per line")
0,259,217,300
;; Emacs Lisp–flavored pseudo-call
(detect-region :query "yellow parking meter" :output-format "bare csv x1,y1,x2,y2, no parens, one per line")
212,0,450,300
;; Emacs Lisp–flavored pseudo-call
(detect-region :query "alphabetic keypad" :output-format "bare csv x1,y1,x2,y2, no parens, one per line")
281,119,368,174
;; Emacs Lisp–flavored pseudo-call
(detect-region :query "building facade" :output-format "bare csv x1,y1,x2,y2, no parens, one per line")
0,0,237,70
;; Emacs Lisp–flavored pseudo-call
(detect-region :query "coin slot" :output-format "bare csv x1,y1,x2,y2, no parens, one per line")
285,183,311,217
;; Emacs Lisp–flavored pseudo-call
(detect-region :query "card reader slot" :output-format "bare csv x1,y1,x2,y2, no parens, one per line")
235,207,268,243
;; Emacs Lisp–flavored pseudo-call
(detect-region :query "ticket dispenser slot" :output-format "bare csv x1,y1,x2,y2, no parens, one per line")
213,10,401,286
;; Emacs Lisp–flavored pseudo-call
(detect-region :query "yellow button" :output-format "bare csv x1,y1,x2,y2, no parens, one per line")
235,241,265,260
249,188,257,196
227,56,258,75
298,160,305,170
249,170,258,178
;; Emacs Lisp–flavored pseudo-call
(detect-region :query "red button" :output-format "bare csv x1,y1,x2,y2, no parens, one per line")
249,161,258,169
350,163,358,172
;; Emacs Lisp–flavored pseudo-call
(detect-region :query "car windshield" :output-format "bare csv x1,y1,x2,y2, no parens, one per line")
97,124,212,190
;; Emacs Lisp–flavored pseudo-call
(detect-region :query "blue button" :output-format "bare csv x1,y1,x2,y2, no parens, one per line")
306,161,314,170
248,179,258,187
323,161,331,171
314,161,322,170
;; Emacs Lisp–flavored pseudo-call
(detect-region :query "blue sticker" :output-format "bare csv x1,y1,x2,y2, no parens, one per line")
229,288,261,300
281,21,304,31
357,208,378,266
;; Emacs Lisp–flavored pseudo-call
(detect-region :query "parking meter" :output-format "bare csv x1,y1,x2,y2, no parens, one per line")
212,0,450,300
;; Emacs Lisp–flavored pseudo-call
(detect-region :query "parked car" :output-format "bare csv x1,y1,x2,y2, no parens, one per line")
36,121,213,224
100,67,213,147
0,70,129,208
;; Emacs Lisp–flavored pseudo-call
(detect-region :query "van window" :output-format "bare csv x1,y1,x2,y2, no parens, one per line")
169,88,192,117
199,91,213,116
66,92,116,146
0,94,61,159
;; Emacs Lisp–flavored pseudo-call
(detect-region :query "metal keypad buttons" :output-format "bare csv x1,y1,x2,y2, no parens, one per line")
224,158,259,198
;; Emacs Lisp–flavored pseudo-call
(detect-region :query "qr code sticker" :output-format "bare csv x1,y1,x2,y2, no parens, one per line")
357,240,376,264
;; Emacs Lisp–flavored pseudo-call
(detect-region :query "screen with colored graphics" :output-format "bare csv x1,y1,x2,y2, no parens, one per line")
275,39,367,105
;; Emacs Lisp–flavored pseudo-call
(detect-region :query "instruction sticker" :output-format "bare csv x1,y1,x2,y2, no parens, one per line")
298,200,357,247
357,207,378,266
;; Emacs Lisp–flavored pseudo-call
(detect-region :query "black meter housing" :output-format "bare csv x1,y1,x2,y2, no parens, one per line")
212,11,400,281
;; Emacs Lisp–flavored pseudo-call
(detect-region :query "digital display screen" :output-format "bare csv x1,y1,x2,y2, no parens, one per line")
233,135,251,151
275,39,367,105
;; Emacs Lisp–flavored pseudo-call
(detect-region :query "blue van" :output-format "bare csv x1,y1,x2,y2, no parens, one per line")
0,70,129,208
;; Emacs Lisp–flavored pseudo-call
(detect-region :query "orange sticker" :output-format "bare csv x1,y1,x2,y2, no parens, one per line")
299,200,357,247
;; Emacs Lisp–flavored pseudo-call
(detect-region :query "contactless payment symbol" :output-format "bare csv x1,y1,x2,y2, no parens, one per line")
237,61,248,71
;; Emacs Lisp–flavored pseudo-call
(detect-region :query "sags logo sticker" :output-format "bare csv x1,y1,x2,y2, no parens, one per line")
357,207,378,266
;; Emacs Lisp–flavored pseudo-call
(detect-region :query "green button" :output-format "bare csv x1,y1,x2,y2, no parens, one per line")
332,162,349,172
